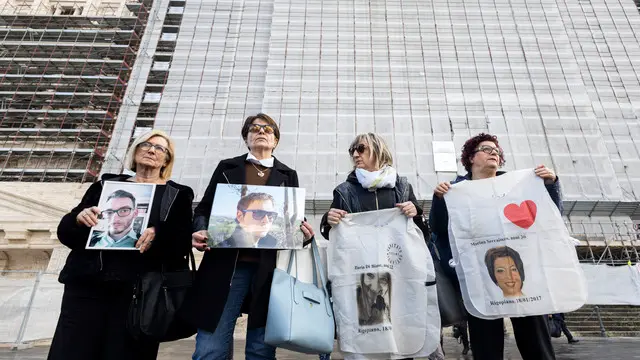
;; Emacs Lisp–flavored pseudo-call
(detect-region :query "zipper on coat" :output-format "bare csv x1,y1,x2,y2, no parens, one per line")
229,251,240,286
375,190,379,210
99,250,104,271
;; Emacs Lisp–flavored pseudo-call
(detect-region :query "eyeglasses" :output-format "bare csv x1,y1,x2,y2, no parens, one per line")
248,124,275,134
475,145,503,156
100,207,133,218
241,209,278,221
349,144,367,155
138,141,168,154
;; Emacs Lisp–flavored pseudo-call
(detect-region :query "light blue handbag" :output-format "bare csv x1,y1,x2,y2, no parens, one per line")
264,239,335,354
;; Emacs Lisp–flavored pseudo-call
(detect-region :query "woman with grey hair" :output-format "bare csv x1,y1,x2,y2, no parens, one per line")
320,133,426,360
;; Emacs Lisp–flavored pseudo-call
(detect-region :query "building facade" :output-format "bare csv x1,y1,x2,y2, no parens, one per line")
0,0,158,270
1,0,640,272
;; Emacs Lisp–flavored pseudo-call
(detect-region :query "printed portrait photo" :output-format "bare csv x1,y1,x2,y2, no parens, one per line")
356,272,392,326
484,246,526,298
207,184,306,249
86,181,156,250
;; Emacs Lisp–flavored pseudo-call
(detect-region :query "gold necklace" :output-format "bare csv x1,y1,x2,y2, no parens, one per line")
250,161,266,177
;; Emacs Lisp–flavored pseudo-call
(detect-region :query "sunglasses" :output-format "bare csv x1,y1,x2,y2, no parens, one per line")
349,144,368,155
100,207,133,218
475,145,503,156
248,124,275,134
241,209,278,221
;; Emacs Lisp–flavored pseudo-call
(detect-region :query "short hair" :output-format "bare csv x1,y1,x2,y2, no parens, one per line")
236,192,275,211
484,246,525,285
241,113,281,150
125,129,176,181
349,133,394,170
460,133,505,173
106,189,136,208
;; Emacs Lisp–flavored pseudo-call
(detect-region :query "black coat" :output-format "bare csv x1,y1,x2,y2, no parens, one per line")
320,171,425,240
56,174,195,284
183,154,302,332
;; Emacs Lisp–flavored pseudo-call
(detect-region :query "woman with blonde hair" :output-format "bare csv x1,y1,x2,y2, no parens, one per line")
48,130,194,360
321,133,422,237
320,133,426,360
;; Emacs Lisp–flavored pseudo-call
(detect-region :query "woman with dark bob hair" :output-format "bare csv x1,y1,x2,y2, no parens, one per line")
48,130,194,360
429,133,562,360
186,113,315,360
484,246,525,298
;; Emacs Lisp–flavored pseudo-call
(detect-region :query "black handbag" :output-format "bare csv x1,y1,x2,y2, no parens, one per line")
548,316,562,338
433,256,467,326
418,215,467,327
128,250,197,342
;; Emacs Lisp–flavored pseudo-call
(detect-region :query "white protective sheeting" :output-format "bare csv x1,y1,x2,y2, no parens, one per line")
328,208,439,359
0,274,63,344
445,169,587,319
581,263,640,305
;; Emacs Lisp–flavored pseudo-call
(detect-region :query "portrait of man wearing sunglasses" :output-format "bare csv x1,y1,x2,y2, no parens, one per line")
217,192,279,248
89,189,140,248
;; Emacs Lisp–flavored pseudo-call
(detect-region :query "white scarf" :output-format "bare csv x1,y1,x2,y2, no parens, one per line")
355,166,397,191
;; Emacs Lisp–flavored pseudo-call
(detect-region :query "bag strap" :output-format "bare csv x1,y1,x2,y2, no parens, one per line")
284,239,327,293
310,239,329,296
285,247,319,287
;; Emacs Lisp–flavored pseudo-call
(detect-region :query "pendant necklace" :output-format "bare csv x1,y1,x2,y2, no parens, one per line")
251,162,265,177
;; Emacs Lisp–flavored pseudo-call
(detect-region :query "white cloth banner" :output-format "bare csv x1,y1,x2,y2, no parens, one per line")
328,208,439,359
445,169,587,319
581,263,640,305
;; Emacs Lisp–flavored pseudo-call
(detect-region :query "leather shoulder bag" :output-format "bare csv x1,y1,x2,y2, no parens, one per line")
128,250,197,342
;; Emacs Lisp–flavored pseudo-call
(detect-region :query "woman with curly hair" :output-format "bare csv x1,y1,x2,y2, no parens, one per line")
428,133,562,360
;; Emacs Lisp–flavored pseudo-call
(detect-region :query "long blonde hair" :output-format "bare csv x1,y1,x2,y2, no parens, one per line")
349,133,394,170
124,129,176,181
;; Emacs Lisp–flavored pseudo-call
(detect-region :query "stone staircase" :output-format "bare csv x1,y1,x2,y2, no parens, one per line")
564,305,640,337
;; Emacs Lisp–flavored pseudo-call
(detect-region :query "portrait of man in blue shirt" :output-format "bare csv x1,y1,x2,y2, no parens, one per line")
90,190,140,248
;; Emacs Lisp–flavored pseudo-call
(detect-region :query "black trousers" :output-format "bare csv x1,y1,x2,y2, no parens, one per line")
455,321,470,349
560,321,574,340
468,314,556,360
47,282,159,360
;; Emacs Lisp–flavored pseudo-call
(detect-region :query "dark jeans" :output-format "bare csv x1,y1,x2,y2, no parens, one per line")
47,282,159,360
468,314,556,360
560,321,575,340
192,262,275,360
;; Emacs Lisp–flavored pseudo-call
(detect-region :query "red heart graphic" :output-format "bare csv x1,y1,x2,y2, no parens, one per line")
503,201,537,229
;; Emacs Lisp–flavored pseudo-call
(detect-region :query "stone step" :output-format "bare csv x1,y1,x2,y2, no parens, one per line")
568,324,640,330
566,318,640,324
564,305,640,335
574,331,640,337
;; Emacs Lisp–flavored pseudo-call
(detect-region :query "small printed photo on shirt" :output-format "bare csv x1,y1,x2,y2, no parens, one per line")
86,181,156,250
357,272,392,326
207,184,306,249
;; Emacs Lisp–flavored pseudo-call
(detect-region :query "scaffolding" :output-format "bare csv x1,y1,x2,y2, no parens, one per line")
0,0,153,182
